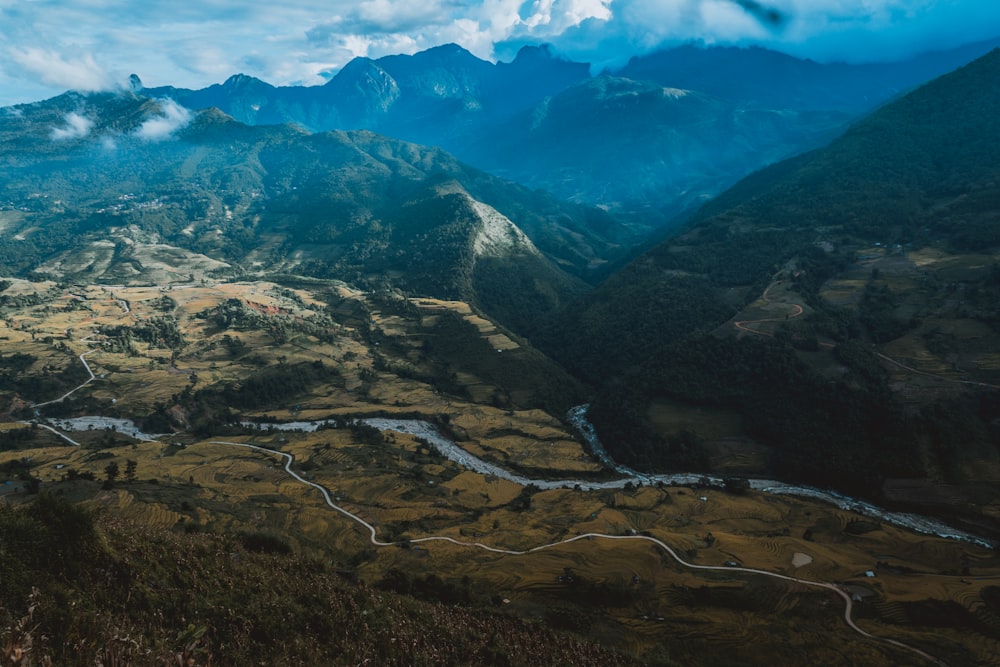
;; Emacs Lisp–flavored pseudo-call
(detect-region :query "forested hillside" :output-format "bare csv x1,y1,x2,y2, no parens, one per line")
0,93,625,337
556,49,1000,527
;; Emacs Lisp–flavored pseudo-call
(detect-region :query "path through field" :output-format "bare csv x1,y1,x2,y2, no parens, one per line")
207,438,948,666
733,281,804,337
736,281,1000,389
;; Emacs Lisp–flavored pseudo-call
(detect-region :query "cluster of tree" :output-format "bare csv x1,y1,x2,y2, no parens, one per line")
377,569,477,606
191,360,342,413
0,353,90,405
100,315,185,352
201,298,265,330
858,284,918,343
199,298,341,345
0,290,44,309
590,336,926,495
0,352,36,373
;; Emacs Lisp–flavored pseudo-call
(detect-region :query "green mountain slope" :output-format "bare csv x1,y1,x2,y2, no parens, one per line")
464,74,849,221
557,49,1000,528
0,93,625,335
132,40,1000,223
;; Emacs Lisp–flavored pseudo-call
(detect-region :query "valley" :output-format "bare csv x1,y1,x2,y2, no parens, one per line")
2,277,999,665
2,24,1000,666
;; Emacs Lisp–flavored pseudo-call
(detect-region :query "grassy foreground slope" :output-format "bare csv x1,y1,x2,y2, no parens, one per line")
0,495,637,667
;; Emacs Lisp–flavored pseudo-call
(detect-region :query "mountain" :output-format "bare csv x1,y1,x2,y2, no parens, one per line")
555,49,1000,533
460,74,848,219
140,44,589,138
617,38,1000,111
132,39,1000,230
0,91,624,337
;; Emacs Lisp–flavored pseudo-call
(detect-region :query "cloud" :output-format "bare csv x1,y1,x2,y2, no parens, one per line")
51,112,95,140
503,0,1000,69
8,47,114,92
135,99,193,141
1,1,999,106
310,0,462,35
730,0,788,30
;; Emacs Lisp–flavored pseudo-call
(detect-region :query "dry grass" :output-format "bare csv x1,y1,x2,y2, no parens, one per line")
5,422,999,664
3,278,1000,664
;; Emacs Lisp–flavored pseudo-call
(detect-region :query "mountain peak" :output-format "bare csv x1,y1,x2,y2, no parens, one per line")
466,195,540,258
221,73,272,92
511,44,562,64
322,57,400,121
424,43,472,57
378,43,490,72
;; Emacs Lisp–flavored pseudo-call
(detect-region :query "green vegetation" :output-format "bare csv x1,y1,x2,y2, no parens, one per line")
0,94,625,340
552,51,1000,515
591,337,922,493
100,315,186,352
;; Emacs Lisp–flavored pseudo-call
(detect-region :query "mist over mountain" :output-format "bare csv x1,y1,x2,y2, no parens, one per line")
129,39,1000,228
616,38,1000,110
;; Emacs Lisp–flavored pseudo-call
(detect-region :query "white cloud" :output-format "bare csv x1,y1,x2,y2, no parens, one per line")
8,47,114,92
51,112,95,140
135,99,193,141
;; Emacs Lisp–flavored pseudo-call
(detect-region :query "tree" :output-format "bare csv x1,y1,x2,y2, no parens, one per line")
125,459,137,481
103,461,120,489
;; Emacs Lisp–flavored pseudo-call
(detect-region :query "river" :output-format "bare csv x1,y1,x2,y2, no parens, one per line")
45,408,994,548
239,408,994,548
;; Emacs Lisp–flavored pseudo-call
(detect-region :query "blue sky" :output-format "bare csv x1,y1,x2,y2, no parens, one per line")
1,0,999,106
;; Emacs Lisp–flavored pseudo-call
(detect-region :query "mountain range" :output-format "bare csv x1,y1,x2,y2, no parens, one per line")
136,39,1000,225
3,34,1000,666
558,48,1000,534
0,92,623,337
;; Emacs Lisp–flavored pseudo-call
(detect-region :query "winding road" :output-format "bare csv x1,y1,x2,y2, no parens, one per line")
736,281,1000,391
207,438,947,666
733,281,804,337
31,286,133,409
876,352,1000,391
32,348,97,408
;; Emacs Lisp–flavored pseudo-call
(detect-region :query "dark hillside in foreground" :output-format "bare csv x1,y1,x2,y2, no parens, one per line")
554,49,1000,531
0,495,636,666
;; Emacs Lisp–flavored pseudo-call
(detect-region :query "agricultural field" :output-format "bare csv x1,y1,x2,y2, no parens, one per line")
2,278,1000,665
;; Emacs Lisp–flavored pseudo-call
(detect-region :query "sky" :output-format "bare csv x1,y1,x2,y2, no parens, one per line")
1,0,999,107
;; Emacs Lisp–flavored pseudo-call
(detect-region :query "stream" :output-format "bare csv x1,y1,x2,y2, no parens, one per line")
45,407,995,549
